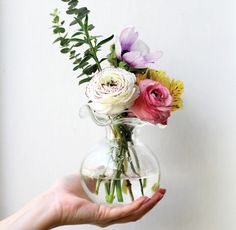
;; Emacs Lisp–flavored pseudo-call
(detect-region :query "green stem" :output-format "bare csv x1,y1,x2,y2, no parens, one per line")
143,178,147,188
106,169,124,203
116,179,123,202
139,179,144,196
126,149,140,177
130,144,141,171
84,21,102,71
126,179,134,201
106,179,116,203
104,179,111,197
95,177,102,195
129,146,145,196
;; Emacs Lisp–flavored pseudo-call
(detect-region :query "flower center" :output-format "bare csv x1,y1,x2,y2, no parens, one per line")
151,90,159,98
102,79,118,87
121,50,129,56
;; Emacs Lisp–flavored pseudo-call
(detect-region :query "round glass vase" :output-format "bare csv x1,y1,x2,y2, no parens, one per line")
80,116,160,206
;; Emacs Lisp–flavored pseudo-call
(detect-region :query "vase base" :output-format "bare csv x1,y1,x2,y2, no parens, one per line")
81,174,160,205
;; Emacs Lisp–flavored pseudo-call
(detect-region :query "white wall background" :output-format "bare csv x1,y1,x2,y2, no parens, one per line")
1,0,236,229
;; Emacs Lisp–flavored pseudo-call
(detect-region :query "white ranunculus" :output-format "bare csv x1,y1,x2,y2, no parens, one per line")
86,67,139,115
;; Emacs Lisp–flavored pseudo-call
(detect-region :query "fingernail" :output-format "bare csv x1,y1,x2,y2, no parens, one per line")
159,188,166,195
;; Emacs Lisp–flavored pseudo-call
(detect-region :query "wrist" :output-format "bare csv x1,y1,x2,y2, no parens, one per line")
0,191,58,230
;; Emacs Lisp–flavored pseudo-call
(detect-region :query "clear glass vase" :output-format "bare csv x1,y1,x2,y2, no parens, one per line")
80,107,161,205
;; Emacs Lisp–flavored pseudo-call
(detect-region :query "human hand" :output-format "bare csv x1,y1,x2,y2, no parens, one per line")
49,174,166,228
0,174,166,230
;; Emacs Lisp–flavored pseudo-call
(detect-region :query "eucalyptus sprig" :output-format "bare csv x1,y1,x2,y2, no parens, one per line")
51,0,114,84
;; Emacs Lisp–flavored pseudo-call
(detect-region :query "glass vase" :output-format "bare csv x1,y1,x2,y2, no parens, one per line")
80,107,161,205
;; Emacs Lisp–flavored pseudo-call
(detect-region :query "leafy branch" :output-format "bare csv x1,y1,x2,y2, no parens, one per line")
51,0,114,84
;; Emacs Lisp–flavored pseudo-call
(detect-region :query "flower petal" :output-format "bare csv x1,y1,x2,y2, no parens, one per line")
123,51,146,68
144,51,163,62
130,39,150,55
115,38,122,59
119,27,139,51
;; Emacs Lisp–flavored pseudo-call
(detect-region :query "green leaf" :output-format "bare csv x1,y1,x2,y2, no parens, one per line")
74,42,85,47
73,60,89,70
77,72,84,78
74,17,84,27
80,55,92,65
97,35,114,47
84,49,92,56
84,15,88,31
83,64,98,75
53,27,65,34
60,38,70,46
90,35,102,40
61,0,70,2
73,58,82,64
79,77,92,85
53,27,59,34
66,9,79,14
77,8,90,20
99,58,107,63
50,9,58,17
66,7,90,19
70,50,76,56
72,32,83,37
73,65,81,71
88,24,95,31
70,38,85,43
68,0,78,5
70,53,80,60
61,48,70,53
118,61,128,68
108,44,119,67
68,0,78,9
69,20,77,26
79,61,89,68
53,15,59,24
53,37,62,44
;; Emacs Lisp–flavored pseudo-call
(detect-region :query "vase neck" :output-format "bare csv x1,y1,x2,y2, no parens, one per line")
105,124,140,143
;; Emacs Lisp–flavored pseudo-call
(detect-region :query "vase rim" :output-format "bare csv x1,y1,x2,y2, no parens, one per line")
111,117,152,127
79,104,166,128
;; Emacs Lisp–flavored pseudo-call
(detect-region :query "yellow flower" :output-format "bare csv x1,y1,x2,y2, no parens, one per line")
135,69,184,111
136,73,146,84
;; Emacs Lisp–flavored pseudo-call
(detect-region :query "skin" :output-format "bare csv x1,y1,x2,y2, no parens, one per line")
0,174,166,229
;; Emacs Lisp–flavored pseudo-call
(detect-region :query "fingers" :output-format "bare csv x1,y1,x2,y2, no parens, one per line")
107,188,166,225
134,189,166,217
107,196,149,220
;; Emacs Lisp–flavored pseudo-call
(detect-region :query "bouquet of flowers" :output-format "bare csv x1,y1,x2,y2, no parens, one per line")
51,0,184,205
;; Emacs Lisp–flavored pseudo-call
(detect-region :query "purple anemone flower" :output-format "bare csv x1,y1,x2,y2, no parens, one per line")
115,27,162,69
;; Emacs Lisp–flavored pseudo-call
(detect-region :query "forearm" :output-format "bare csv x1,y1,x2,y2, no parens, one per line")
0,192,57,230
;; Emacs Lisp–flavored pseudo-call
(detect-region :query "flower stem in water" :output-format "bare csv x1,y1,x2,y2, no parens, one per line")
95,176,102,195
139,179,144,196
116,179,124,202
126,179,134,201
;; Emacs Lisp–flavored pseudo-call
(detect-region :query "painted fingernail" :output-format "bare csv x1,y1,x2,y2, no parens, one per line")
159,188,166,195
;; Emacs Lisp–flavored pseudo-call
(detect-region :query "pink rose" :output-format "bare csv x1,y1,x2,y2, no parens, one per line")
130,79,172,125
